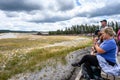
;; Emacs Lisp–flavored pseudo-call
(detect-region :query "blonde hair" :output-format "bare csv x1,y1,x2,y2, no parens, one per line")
102,27,116,36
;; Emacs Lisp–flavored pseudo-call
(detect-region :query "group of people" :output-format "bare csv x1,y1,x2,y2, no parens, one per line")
72,20,120,79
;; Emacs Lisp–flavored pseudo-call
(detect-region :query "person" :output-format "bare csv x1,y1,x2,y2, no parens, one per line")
91,19,108,55
93,20,108,48
100,19,108,30
91,33,104,55
72,27,117,79
117,27,120,41
117,27,120,53
94,19,107,37
93,19,108,45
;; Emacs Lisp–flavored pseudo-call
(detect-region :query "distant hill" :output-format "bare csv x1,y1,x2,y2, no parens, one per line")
0,30,38,33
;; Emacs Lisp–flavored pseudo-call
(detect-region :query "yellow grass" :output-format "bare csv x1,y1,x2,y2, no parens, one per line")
0,35,92,80
0,35,80,52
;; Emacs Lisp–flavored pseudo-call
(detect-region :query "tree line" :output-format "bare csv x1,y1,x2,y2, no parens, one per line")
49,21,119,35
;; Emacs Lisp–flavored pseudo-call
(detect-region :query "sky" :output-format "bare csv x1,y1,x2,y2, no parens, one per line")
0,0,120,31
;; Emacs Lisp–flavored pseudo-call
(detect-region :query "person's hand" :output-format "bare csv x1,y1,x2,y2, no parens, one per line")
94,43,99,47
91,47,94,51
90,51,96,55
93,37,98,44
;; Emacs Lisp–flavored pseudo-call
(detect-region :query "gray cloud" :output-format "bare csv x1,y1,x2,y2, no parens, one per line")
25,1,120,23
91,3,120,17
2,0,75,23
29,16,71,23
0,0,75,12
1,0,120,24
0,0,41,11
56,0,75,11
5,11,19,17
76,2,120,18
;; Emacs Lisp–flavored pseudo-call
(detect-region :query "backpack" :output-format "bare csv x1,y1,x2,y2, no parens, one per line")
80,63,104,80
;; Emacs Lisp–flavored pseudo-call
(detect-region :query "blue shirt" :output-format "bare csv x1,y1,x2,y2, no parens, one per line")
97,38,117,63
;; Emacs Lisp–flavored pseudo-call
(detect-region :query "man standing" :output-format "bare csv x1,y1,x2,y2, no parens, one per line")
100,19,108,30
93,20,108,44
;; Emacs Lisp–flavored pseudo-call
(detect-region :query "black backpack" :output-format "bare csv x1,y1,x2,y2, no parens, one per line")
80,63,104,80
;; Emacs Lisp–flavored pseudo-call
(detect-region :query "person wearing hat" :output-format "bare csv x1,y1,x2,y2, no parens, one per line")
100,19,108,30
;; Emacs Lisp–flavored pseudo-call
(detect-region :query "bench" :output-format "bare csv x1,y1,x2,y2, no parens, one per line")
75,67,116,80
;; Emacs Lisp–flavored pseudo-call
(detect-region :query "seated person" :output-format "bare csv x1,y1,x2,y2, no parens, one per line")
72,27,117,79
91,33,104,55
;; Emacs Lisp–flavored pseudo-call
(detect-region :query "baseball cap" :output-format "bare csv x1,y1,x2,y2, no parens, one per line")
100,19,107,22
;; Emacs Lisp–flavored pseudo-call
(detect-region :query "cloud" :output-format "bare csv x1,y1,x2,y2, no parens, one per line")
0,0,75,12
29,16,70,23
90,3,120,17
0,0,76,23
23,0,120,23
0,0,120,31
0,0,42,11
28,11,73,23
5,11,19,17
76,0,120,17
56,0,75,11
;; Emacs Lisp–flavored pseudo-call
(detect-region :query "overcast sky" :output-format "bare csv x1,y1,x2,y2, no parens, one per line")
0,0,120,31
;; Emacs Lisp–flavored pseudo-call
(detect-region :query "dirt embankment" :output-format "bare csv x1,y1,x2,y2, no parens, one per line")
8,47,120,80
9,47,91,80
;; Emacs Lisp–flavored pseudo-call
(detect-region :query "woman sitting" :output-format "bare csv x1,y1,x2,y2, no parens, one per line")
72,27,117,79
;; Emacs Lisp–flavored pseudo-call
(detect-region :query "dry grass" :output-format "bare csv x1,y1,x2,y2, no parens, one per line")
0,35,80,52
0,35,92,80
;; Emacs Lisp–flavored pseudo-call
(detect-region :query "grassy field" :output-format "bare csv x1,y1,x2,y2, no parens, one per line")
0,35,80,51
0,34,92,80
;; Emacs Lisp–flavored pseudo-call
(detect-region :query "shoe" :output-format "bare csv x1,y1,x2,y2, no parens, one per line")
71,63,80,67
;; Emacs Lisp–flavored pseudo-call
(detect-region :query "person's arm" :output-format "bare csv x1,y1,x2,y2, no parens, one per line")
90,47,96,55
94,43,105,54
93,36,98,44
